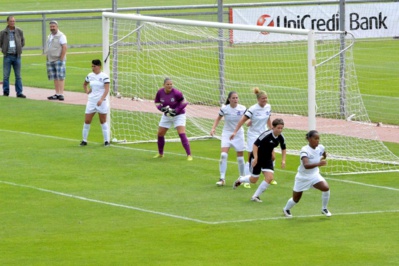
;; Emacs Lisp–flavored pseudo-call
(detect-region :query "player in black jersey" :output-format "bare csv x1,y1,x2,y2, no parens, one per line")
233,118,286,202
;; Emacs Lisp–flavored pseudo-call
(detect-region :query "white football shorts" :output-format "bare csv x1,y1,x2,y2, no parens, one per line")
221,131,245,151
159,113,186,129
293,173,326,192
85,99,109,114
246,132,259,152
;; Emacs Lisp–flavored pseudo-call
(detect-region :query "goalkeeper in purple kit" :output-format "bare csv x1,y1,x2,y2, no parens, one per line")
154,78,192,160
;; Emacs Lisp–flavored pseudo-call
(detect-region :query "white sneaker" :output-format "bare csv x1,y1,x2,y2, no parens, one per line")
321,208,332,217
216,179,225,186
251,196,262,203
283,209,292,218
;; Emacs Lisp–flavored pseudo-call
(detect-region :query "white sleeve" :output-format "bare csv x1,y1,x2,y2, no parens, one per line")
299,146,308,159
244,105,254,118
59,34,67,45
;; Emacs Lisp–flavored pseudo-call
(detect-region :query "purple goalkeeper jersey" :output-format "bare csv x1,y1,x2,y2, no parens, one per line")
154,88,187,115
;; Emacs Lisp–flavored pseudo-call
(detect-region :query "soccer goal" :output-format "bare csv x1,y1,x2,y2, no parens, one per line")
102,12,399,175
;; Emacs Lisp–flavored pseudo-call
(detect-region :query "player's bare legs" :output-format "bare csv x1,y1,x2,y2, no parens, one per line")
52,79,65,100
54,79,64,95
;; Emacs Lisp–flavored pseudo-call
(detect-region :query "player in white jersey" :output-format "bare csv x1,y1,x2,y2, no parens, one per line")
211,91,246,186
79,59,110,147
283,130,332,218
230,87,277,184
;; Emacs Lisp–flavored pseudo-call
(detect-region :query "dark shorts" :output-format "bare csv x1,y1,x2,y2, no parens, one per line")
250,157,274,177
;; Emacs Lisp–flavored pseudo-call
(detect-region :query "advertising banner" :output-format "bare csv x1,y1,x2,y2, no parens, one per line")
231,3,399,43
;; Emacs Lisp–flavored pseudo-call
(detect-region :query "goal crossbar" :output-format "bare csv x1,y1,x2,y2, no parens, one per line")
102,12,330,131
102,12,312,35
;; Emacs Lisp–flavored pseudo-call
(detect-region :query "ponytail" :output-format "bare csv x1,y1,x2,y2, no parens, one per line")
225,91,237,105
253,87,267,99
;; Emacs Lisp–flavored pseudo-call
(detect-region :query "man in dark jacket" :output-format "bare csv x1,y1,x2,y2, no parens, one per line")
0,16,26,98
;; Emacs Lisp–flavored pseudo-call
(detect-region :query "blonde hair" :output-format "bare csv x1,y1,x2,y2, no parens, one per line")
253,87,267,99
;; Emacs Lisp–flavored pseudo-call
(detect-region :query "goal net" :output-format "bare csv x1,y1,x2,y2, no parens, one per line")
102,12,399,175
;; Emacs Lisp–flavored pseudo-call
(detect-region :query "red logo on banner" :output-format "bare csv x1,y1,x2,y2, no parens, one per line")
257,14,274,35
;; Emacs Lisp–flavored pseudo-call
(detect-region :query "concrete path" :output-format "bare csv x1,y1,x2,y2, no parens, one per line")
7,85,399,144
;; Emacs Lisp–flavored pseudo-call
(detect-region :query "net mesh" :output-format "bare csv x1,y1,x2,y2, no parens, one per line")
105,16,399,174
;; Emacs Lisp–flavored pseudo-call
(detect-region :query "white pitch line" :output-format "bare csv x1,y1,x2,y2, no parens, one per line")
0,128,78,142
210,209,399,224
2,180,398,225
2,128,399,191
326,177,399,191
1,129,399,224
0,180,210,224
0,128,224,162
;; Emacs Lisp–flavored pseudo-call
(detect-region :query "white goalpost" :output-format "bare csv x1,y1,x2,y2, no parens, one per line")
102,12,399,175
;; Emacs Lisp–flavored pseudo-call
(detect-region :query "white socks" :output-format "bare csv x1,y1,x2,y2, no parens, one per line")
283,190,330,212
253,180,270,198
101,123,109,142
82,123,90,141
239,175,250,183
219,152,228,179
284,197,297,211
244,162,250,175
219,153,246,179
237,156,245,176
82,123,109,143
322,190,330,209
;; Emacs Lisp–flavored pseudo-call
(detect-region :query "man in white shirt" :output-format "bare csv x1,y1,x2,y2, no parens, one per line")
44,20,67,101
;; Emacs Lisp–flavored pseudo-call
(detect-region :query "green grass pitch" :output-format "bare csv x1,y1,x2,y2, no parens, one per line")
0,95,398,265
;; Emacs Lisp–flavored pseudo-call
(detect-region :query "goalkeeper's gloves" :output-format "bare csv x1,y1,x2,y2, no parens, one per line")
160,105,169,113
167,109,177,117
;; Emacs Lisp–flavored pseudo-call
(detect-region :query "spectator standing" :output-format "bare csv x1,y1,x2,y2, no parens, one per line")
44,20,67,101
0,16,26,98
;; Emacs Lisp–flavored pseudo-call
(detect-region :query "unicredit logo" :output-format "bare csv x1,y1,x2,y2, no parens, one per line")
256,12,388,32
257,14,275,35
